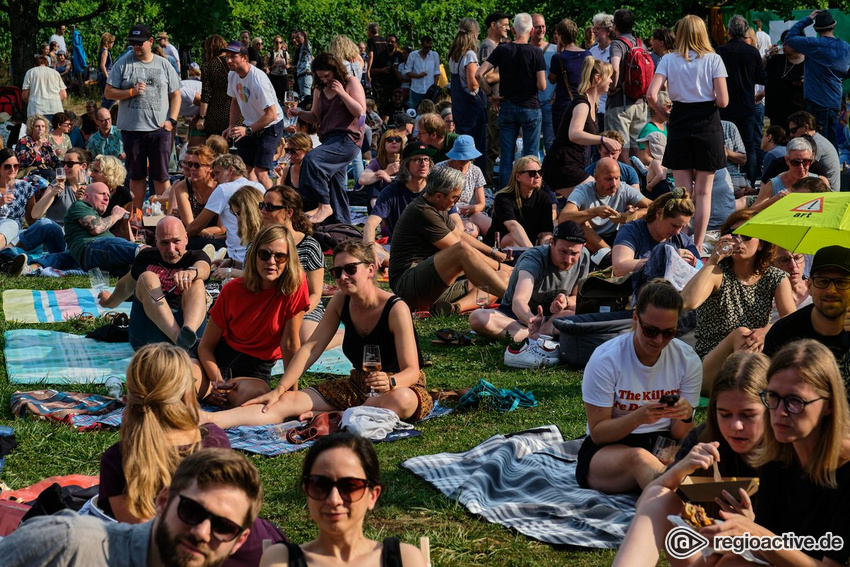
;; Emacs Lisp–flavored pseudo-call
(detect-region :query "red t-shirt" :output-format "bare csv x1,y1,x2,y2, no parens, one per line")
210,277,309,360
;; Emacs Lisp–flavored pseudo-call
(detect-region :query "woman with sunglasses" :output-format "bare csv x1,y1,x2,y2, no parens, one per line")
0,148,40,259
486,156,555,248
205,239,432,429
262,432,426,566
97,343,285,564
698,340,850,566
14,114,60,177
174,146,224,250
358,128,407,207
682,208,795,395
753,137,829,212
194,223,309,409
577,279,702,494
613,352,769,566
275,132,312,191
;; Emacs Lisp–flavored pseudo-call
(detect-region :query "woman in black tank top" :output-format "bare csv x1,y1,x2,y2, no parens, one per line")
203,240,434,431
261,433,425,566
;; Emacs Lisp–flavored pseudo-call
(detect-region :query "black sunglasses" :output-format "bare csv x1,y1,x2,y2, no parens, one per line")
257,248,288,263
760,389,826,415
182,161,204,169
385,136,403,143
3,163,20,171
303,475,371,503
176,495,245,542
61,160,82,167
258,202,286,212
520,169,542,177
788,158,813,167
330,261,365,279
637,317,677,340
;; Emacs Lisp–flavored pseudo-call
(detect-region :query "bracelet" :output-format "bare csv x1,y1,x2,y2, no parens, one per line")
600,135,604,145
387,372,396,390
129,88,134,98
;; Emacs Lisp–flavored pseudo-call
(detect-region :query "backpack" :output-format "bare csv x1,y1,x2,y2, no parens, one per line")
312,223,363,252
617,37,654,101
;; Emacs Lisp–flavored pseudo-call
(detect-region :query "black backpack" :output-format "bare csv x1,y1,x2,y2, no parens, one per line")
312,223,363,252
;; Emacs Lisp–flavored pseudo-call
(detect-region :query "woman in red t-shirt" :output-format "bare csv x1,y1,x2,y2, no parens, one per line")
193,224,309,408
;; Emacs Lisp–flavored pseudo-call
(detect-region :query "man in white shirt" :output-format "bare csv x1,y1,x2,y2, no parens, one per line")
49,24,67,55
223,41,283,189
405,36,441,109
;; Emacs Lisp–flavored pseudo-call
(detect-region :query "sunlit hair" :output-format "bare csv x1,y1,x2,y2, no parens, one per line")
513,13,533,37
185,145,216,167
204,135,229,157
64,147,91,165
311,52,349,85
592,13,614,31
203,35,227,61
213,153,247,178
376,128,407,168
727,15,749,40
448,18,480,63
265,185,313,235
599,130,623,146
754,340,850,488
720,208,775,275
497,156,541,220
577,57,613,95
287,132,313,153
333,238,377,267
26,114,48,138
301,432,382,487
646,187,696,221
327,35,360,63
242,224,304,295
634,278,683,316
99,33,115,49
417,112,446,139
93,155,126,189
699,352,769,460
228,185,264,246
791,177,829,193
424,165,464,196
786,136,813,154
121,344,200,520
555,18,579,46
673,15,714,61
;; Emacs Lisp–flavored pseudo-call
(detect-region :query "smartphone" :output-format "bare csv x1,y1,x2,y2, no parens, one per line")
660,394,680,406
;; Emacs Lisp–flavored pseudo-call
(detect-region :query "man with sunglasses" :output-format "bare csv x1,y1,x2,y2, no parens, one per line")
99,216,210,351
0,448,262,567
86,107,124,159
765,245,850,387
787,110,840,192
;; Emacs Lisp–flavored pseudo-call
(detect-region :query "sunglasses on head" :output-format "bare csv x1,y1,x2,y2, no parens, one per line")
637,317,677,340
258,202,287,212
520,169,542,177
385,136,402,143
303,475,371,502
789,158,812,167
330,261,365,279
257,248,288,263
175,495,245,542
3,163,20,171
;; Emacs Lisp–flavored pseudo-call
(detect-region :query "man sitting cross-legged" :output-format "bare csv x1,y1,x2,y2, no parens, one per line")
99,216,211,350
389,166,511,315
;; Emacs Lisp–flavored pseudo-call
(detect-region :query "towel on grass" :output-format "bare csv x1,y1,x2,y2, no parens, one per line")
402,425,636,549
3,288,131,323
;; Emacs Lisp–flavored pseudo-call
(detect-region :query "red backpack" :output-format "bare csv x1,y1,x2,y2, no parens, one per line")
618,37,654,101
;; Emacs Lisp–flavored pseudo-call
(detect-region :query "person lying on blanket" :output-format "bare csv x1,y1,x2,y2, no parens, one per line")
98,216,210,351
203,239,433,429
193,223,309,408
577,278,702,494
469,220,592,343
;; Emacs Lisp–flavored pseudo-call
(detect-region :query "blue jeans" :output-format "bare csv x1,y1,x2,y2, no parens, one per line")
298,133,360,225
753,103,765,177
806,100,839,147
498,101,542,188
83,238,139,274
408,90,426,109
731,114,758,185
128,297,207,351
540,99,555,152
0,218,78,269
297,74,313,100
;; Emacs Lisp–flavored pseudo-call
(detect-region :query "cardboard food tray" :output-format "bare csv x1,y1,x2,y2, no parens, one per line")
677,476,759,503
610,210,638,224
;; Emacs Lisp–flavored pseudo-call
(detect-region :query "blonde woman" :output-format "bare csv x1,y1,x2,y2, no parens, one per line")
15,114,59,174
327,34,364,82
275,132,312,190
542,57,620,198
448,17,487,173
646,14,729,253
228,185,264,248
487,155,555,247
193,224,309,408
358,128,406,204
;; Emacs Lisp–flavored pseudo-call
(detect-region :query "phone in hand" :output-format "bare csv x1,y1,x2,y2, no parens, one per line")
660,394,680,407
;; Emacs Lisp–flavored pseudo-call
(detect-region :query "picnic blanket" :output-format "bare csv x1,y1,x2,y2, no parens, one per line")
11,390,123,427
3,288,131,323
402,425,637,549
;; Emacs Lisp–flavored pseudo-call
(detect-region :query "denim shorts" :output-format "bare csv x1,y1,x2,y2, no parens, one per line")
237,121,284,170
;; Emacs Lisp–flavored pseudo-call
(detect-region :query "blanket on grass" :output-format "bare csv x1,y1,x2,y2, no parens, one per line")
401,425,637,549
3,288,131,323
4,330,353,385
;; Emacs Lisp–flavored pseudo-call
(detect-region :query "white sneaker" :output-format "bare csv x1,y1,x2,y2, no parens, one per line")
214,247,228,262
201,244,216,261
504,336,561,369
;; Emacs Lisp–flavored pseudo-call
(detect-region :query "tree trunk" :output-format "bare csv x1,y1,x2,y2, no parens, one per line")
8,0,41,87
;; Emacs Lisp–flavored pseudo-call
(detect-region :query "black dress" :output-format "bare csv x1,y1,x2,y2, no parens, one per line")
543,95,595,190
200,55,233,137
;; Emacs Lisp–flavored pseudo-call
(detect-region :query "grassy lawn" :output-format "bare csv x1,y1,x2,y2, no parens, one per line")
0,272,635,566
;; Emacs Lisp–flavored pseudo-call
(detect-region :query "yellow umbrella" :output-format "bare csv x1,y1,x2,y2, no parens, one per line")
734,193,850,254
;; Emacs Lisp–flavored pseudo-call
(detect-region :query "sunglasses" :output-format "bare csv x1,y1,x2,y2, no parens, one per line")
257,248,288,263
303,475,371,503
788,158,813,167
811,276,850,290
61,160,82,167
175,495,245,542
3,163,20,171
385,136,403,143
520,169,542,178
330,261,365,279
182,161,204,169
760,390,826,415
258,202,286,212
637,317,677,340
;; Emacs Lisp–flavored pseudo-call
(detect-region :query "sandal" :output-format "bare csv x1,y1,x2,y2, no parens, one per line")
431,328,475,346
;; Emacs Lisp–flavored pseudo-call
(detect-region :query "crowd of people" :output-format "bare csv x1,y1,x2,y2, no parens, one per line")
0,7,849,566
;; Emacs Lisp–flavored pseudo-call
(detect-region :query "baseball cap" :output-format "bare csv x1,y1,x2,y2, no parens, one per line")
402,141,436,159
127,24,152,43
224,41,248,55
553,221,587,244
394,112,415,126
811,245,850,274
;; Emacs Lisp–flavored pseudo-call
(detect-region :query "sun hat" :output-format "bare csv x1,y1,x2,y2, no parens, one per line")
445,135,482,161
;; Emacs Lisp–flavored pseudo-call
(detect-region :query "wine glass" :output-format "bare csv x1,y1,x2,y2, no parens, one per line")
362,345,381,398
284,91,298,108
88,267,108,295
229,137,239,153
476,286,490,308
55,167,66,182
220,367,232,382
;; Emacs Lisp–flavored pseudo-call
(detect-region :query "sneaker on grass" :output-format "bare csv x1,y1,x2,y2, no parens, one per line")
504,336,561,368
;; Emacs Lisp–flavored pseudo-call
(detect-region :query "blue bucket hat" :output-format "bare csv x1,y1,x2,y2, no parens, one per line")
445,134,482,161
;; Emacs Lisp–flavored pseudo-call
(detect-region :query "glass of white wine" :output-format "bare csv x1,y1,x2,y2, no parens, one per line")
362,345,381,398
284,91,298,110
476,285,490,308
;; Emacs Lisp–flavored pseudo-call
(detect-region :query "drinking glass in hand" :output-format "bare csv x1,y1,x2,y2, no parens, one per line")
55,167,66,181
284,91,298,109
362,345,381,397
220,367,232,382
88,267,107,294
476,286,490,308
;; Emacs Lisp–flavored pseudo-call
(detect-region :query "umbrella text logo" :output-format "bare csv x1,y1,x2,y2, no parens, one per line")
791,197,824,218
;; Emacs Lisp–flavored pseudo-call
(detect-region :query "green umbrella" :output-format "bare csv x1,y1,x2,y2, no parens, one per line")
734,192,850,254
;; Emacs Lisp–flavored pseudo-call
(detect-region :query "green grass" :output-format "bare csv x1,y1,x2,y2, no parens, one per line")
0,273,630,566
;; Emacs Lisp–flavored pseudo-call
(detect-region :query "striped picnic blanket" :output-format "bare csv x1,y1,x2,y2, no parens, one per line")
402,425,637,549
3,288,131,323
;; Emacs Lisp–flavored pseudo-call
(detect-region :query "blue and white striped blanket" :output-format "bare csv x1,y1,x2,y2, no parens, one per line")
402,425,637,549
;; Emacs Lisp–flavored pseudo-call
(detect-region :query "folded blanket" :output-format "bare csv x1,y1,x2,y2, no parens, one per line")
3,288,131,323
402,425,637,549
11,390,123,424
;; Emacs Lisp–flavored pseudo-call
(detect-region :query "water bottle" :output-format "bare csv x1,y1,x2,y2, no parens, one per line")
105,376,123,399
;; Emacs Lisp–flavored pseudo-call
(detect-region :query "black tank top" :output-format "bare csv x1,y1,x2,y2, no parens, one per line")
283,537,402,566
340,295,422,372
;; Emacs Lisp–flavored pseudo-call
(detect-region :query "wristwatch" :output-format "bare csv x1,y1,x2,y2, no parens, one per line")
186,266,199,281
167,117,178,126
244,125,253,136
198,115,205,120
681,408,696,423
389,374,397,390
